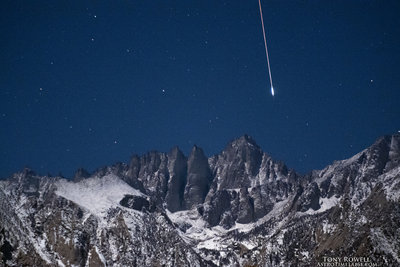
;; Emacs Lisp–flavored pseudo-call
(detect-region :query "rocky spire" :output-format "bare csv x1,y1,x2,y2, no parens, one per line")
165,146,187,212
183,145,212,209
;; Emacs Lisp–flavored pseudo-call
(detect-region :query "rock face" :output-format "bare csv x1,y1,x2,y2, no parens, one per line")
1,134,400,266
203,135,297,228
73,168,90,182
120,194,153,212
165,147,187,212
184,146,212,210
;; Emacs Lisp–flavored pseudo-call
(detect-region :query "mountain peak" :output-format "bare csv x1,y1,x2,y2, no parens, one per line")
190,144,205,155
13,167,36,180
1,134,400,266
229,134,259,149
169,146,185,158
73,168,90,182
239,134,256,143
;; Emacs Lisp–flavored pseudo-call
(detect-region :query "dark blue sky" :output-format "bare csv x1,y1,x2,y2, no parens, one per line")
1,0,399,178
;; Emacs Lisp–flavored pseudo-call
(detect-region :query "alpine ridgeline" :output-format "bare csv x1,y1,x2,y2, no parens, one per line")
1,134,399,266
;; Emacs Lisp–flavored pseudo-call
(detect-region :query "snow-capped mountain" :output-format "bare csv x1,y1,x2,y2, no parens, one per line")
1,134,399,266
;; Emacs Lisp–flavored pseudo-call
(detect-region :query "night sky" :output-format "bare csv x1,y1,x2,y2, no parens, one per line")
1,0,400,178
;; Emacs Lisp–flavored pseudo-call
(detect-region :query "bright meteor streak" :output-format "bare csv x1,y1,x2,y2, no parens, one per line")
258,0,274,96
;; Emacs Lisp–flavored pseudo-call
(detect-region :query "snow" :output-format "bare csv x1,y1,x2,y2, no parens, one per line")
55,174,144,218
57,259,66,267
319,196,340,211
166,209,207,230
233,197,291,233
358,215,368,225
301,196,341,215
315,149,366,186
28,234,53,264
95,246,107,266
197,236,225,250
240,240,257,250
300,251,310,259
123,210,146,230
1,135,398,266
109,236,119,261
370,228,400,263
166,198,292,254
3,187,55,264
276,229,287,245
82,212,92,224
382,166,400,201
321,220,335,234
166,209,228,250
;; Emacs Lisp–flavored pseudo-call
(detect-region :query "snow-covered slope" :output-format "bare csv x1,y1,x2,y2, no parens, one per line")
55,174,144,217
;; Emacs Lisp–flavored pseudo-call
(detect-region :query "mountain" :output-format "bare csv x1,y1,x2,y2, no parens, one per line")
1,134,399,266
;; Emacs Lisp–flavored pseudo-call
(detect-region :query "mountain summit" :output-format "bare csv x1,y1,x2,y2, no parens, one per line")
1,134,399,266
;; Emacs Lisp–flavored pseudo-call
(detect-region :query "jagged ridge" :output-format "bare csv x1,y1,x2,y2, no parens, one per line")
0,134,399,266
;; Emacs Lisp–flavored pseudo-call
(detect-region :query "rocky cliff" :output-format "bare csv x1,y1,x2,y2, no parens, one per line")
1,134,399,266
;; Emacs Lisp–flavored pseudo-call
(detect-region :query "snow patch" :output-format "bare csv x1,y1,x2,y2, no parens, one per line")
56,259,66,267
301,196,340,215
321,220,335,234
240,240,257,250
166,209,228,250
29,235,52,264
55,174,144,218
300,251,310,259
95,246,107,266
232,197,291,233
276,229,287,245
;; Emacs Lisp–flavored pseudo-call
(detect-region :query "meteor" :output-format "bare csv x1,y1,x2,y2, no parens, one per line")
258,0,275,96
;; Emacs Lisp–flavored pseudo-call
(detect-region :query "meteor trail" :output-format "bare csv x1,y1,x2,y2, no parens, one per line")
258,0,274,96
